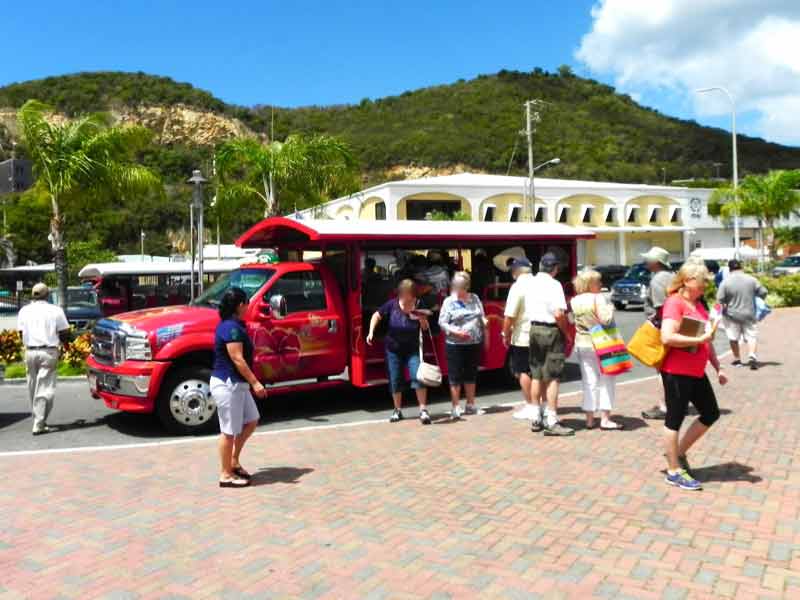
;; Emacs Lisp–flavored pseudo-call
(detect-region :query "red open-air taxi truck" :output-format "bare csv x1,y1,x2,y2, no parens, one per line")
87,217,593,433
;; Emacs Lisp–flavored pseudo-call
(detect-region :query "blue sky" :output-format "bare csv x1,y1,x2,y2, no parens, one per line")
4,1,794,146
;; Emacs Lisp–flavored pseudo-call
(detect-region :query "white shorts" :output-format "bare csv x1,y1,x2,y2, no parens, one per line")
723,317,758,344
210,376,260,435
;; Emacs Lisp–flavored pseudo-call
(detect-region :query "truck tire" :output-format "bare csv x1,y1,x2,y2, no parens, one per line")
613,302,625,311
156,366,217,435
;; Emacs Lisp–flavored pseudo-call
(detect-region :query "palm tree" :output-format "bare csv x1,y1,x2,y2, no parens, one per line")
0,236,15,268
215,134,357,217
710,170,800,259
17,100,162,308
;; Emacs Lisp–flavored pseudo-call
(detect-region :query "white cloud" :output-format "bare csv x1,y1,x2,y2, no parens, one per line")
576,0,800,146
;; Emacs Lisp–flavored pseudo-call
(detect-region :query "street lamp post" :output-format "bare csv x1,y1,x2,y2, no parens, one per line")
188,169,208,298
696,86,739,256
529,158,561,222
140,230,145,262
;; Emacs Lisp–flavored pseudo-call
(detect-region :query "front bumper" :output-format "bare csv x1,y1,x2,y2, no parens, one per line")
87,356,170,413
611,293,646,306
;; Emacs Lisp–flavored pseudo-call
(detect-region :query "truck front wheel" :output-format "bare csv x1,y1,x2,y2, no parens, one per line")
157,366,217,435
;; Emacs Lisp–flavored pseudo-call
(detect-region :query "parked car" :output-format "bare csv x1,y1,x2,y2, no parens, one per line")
612,259,721,310
772,256,800,277
610,263,650,310
594,265,628,291
49,286,103,330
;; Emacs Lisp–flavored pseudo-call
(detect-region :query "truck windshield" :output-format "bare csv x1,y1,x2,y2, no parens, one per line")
623,264,650,283
192,268,275,308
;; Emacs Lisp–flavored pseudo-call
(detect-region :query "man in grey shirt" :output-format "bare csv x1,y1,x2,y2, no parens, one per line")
641,247,674,420
717,260,768,370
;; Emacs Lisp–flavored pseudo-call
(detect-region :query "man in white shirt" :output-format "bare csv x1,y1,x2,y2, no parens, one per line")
17,283,70,435
501,258,536,419
523,253,573,436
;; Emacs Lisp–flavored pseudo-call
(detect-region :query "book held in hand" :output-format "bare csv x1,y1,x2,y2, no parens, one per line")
678,316,706,353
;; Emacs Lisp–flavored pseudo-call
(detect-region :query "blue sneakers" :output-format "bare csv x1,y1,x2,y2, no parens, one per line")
665,469,702,491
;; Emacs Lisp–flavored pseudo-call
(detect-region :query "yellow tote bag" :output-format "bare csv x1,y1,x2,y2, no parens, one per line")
627,320,666,368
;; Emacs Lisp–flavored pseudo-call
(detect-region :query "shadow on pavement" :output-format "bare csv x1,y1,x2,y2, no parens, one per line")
51,417,114,433
0,412,31,430
251,466,314,486
692,462,762,484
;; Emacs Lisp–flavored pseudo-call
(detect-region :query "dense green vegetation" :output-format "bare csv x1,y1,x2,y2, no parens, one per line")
2,70,798,184
1,70,798,267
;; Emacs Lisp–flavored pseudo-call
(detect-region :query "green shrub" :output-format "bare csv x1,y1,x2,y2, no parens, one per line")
704,280,717,306
3,362,25,378
766,293,787,308
760,275,800,307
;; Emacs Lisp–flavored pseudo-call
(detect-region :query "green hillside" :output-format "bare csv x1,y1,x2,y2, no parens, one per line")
1,70,798,186
1,70,799,266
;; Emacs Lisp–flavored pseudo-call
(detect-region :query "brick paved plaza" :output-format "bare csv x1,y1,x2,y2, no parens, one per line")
1,309,799,600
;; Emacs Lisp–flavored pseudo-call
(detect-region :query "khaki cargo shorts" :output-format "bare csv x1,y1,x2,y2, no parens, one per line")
529,324,566,381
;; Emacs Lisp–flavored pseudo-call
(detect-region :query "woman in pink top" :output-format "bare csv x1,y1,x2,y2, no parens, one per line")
660,263,728,491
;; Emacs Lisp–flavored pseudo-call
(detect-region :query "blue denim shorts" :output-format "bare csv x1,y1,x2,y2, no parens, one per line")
385,349,421,394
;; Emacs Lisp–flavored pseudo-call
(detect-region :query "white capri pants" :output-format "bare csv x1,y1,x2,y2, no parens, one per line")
576,347,616,412
210,376,260,435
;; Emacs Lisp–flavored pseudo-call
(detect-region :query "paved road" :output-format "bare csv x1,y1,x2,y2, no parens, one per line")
0,309,795,599
0,310,730,452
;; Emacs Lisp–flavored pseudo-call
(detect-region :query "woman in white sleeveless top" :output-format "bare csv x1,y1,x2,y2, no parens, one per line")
570,269,623,430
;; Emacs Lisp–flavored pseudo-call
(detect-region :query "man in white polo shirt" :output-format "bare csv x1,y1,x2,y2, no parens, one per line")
17,283,70,435
524,253,573,436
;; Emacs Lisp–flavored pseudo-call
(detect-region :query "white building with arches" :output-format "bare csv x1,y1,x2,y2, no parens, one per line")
295,173,789,265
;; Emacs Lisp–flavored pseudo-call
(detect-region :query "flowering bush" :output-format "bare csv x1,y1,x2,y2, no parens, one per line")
62,332,92,368
0,329,23,364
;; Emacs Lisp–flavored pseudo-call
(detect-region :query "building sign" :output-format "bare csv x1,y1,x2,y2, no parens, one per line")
689,197,703,219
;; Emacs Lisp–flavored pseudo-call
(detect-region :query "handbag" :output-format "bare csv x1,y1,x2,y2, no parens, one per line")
627,319,666,368
588,299,633,376
416,328,442,387
755,296,771,322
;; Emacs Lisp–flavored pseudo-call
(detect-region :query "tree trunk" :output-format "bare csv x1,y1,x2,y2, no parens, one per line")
766,218,778,260
263,173,277,217
49,194,68,311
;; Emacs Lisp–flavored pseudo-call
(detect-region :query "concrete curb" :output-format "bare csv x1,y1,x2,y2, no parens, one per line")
0,376,86,386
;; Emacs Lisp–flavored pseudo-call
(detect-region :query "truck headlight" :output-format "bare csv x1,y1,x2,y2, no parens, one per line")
123,329,152,361
639,285,648,299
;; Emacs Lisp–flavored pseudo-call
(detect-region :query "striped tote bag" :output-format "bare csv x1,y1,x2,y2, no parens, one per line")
588,299,633,376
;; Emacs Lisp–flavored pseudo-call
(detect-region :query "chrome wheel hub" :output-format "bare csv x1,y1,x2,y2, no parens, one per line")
169,378,215,427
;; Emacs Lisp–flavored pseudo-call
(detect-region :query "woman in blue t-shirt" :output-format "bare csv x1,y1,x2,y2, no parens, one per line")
366,279,432,424
210,287,267,488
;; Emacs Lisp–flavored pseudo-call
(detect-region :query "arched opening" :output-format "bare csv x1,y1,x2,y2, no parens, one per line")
335,205,354,221
398,192,470,220
358,197,387,220
478,193,526,222
555,194,614,228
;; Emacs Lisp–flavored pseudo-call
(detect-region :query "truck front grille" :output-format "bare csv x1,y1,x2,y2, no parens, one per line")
91,324,123,365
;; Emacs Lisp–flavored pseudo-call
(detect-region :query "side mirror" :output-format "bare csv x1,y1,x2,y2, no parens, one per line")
268,294,288,320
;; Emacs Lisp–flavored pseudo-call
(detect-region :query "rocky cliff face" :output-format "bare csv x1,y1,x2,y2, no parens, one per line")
113,104,254,145
0,104,254,147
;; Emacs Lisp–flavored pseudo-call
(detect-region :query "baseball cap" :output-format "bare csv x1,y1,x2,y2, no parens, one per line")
641,247,671,268
539,252,560,270
32,283,49,299
510,257,532,270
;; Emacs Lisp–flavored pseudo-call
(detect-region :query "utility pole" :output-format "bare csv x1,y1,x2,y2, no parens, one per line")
523,100,544,222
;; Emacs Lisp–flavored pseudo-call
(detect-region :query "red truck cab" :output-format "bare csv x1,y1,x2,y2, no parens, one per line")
88,218,592,434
